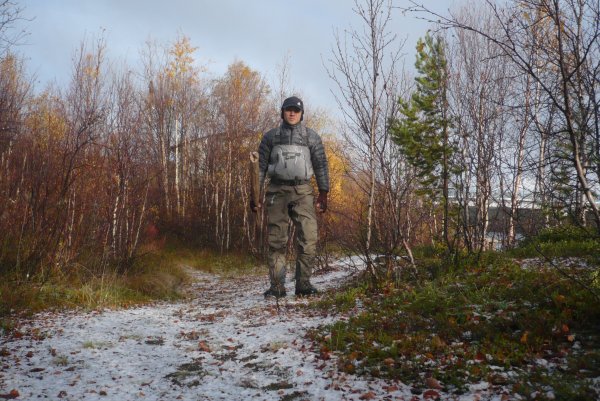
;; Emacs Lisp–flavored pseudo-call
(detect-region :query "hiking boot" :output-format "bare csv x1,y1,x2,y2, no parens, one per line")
295,284,319,297
264,285,286,298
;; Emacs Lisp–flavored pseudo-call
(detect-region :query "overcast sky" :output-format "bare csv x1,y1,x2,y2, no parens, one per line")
13,0,457,113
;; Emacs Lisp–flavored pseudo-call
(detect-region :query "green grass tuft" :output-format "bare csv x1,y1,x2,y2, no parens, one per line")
159,238,262,277
0,238,267,325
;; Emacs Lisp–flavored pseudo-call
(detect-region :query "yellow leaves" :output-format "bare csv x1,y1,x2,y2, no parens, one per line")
240,65,253,79
169,36,197,65
166,35,199,85
321,136,352,222
219,61,263,103
0,54,23,86
25,94,68,148
83,53,100,79
520,331,529,344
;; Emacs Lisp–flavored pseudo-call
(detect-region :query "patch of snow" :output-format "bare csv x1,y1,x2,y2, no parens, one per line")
0,261,418,401
468,381,490,391
0,258,575,401
535,358,550,368
516,257,593,271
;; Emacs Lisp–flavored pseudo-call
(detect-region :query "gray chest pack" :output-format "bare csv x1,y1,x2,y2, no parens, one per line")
267,125,314,182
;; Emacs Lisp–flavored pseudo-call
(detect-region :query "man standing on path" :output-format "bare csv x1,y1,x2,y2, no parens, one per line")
251,96,329,298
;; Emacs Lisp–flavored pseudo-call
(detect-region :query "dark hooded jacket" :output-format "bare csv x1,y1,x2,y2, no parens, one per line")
258,122,329,192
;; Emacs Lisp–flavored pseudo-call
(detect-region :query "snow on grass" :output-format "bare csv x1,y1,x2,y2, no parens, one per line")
0,260,418,400
2,257,557,400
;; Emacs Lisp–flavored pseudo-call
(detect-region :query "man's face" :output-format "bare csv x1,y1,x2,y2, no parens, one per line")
283,107,302,125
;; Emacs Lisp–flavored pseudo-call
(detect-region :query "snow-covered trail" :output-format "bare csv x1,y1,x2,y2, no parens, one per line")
1,262,423,401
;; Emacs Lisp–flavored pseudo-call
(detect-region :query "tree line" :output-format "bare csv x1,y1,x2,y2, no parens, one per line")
327,0,599,276
1,0,599,283
0,31,294,279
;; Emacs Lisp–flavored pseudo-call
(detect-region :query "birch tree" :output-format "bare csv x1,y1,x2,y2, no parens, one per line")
206,61,272,252
0,52,30,276
0,0,25,53
446,8,513,254
327,0,413,278
407,0,600,233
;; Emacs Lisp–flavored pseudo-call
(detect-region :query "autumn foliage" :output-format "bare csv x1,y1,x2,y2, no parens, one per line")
0,36,353,282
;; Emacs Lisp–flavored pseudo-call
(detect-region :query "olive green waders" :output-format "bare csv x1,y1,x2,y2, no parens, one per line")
265,183,318,293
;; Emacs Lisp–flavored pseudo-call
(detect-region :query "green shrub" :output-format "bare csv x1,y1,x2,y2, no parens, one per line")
531,225,596,243
510,225,600,259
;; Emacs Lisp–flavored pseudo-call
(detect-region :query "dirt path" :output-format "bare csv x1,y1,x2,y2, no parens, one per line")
1,261,427,401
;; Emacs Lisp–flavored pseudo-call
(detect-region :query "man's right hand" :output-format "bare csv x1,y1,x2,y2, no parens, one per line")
250,199,260,213
316,191,328,213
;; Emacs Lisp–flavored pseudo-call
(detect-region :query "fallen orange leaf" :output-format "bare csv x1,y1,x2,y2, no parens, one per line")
319,345,331,360
385,385,400,392
198,341,211,352
0,389,20,400
423,389,441,399
425,377,443,390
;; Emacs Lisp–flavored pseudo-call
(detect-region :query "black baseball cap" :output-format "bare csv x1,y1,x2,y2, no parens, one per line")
281,96,303,111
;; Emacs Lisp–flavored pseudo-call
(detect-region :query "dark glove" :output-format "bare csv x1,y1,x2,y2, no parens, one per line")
316,190,328,213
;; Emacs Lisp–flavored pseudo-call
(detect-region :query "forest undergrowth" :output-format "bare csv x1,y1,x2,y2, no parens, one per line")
3,226,600,399
310,228,600,400
0,239,259,331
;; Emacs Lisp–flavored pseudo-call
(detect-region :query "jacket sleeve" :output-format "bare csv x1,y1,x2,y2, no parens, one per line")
257,129,274,188
308,129,330,192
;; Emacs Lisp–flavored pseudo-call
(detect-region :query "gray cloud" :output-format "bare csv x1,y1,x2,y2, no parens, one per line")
15,0,455,112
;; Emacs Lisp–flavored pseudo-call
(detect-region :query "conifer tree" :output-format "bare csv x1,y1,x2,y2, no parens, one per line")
390,33,453,248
